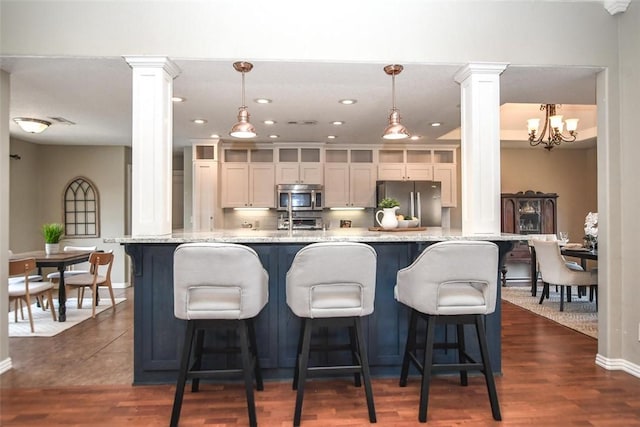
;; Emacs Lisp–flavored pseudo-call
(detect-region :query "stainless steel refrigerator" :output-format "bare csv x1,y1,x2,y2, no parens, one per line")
376,181,442,227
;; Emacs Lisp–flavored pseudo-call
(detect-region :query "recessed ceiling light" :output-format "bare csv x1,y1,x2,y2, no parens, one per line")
430,122,441,127
263,120,276,125
410,135,421,140
172,96,186,102
269,134,279,139
254,98,272,104
331,121,345,125
192,119,207,124
339,99,357,105
210,134,220,138
327,135,337,139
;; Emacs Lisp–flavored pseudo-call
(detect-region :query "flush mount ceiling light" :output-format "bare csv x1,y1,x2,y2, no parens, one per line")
382,64,410,140
527,104,578,151
13,117,51,134
230,61,257,139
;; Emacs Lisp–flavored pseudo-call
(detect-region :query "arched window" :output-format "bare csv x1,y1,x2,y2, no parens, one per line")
63,177,100,237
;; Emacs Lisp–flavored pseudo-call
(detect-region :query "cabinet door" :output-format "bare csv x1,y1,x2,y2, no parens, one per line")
299,163,323,184
249,164,275,207
433,163,457,207
378,163,406,181
193,161,217,231
350,164,376,208
324,164,350,207
405,164,433,181
541,198,557,234
221,164,249,207
275,163,300,184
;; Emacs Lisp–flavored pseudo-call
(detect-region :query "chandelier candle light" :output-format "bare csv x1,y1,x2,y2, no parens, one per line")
229,61,257,139
527,104,579,151
382,64,410,140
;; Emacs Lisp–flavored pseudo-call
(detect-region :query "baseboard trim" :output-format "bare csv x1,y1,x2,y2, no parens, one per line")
0,357,13,375
595,354,640,378
112,282,130,289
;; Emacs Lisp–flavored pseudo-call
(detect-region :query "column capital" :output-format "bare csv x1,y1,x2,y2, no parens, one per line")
604,0,630,15
124,56,181,79
454,63,508,84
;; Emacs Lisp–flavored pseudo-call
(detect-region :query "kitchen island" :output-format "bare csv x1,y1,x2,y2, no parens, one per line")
106,228,521,384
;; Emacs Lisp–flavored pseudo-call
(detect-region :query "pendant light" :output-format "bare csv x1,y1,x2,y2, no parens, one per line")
382,64,410,140
229,61,257,139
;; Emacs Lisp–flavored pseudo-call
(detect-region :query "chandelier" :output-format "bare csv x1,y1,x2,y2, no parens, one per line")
527,104,579,151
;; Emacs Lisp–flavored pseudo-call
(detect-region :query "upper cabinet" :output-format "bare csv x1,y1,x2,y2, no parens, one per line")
377,146,457,207
221,147,275,208
324,148,376,208
192,142,220,231
275,146,323,184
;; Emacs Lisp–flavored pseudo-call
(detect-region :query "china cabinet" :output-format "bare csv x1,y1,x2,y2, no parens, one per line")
500,190,558,284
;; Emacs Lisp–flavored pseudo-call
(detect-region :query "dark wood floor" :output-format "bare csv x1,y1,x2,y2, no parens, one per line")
2,287,640,426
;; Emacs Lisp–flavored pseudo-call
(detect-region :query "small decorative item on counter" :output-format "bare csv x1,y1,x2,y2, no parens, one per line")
583,212,598,249
340,220,352,228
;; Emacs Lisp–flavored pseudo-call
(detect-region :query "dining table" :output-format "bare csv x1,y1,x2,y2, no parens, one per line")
9,250,93,322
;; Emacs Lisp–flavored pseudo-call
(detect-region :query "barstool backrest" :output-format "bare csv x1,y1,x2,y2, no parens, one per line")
286,242,377,318
395,240,499,316
173,243,268,320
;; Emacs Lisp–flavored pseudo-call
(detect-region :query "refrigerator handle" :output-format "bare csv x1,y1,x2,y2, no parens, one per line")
410,191,415,219
416,192,422,226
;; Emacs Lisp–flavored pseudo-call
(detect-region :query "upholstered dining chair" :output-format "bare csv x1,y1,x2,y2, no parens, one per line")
8,257,57,332
64,251,115,318
532,240,598,311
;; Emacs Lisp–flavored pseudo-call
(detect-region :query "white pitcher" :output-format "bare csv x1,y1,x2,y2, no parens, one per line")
376,207,399,230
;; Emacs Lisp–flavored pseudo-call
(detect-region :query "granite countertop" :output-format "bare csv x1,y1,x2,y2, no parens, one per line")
105,227,524,244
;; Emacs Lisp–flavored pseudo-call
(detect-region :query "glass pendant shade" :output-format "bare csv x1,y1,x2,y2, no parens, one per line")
230,107,256,138
13,117,51,133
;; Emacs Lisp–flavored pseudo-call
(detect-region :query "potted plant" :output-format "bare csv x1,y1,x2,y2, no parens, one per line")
376,198,401,229
42,223,64,254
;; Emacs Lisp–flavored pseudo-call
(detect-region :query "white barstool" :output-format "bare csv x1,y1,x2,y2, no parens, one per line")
171,243,269,427
286,242,377,426
395,240,501,422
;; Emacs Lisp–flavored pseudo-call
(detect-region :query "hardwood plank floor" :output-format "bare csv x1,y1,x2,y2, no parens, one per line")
2,287,639,426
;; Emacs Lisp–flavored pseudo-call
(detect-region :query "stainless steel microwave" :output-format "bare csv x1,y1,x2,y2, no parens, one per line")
277,184,323,211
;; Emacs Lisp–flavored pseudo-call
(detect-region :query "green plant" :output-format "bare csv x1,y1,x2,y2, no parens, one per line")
378,197,400,209
42,223,64,243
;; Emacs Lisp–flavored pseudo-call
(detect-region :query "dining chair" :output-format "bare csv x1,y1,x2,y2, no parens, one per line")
8,257,57,332
63,251,116,318
533,240,598,311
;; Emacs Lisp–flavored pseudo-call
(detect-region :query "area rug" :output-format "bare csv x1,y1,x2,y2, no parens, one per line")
8,297,126,337
501,285,597,339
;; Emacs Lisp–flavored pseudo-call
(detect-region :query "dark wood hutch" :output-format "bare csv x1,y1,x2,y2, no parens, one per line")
500,191,558,284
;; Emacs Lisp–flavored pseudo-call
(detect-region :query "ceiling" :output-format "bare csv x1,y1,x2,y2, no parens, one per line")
1,57,599,152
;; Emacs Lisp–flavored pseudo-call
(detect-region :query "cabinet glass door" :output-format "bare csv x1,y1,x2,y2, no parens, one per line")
518,200,541,233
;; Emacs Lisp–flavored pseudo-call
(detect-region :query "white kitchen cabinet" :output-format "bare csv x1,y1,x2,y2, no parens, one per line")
192,142,220,230
275,146,323,184
221,147,275,208
324,148,376,208
377,146,457,207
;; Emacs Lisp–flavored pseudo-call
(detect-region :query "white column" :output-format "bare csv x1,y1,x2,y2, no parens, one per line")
454,63,508,235
124,57,180,236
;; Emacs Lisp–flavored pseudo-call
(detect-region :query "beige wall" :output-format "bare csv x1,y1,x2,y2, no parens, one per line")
8,141,129,284
501,147,598,245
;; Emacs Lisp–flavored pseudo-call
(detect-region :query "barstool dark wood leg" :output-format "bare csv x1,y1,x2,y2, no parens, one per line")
456,324,468,386
294,318,313,427
191,328,205,392
354,317,376,423
170,320,196,427
247,319,263,391
239,319,258,427
399,309,418,387
474,315,501,421
418,315,436,423
349,325,362,387
292,318,306,391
